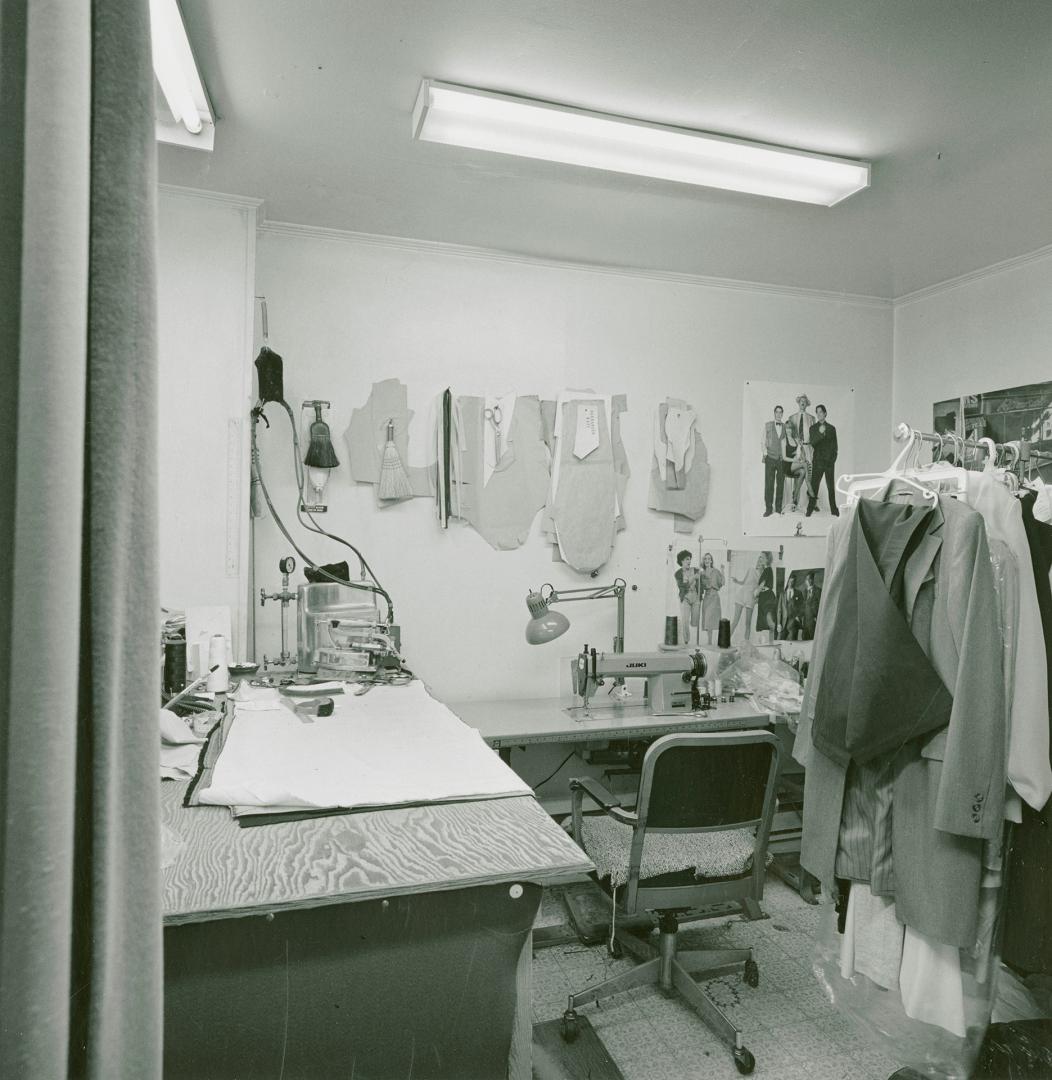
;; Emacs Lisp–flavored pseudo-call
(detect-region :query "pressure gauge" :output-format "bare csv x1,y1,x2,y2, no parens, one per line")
279,556,296,576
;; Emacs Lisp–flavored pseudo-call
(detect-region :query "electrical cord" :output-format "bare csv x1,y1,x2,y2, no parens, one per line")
276,400,389,598
251,408,395,623
531,751,578,790
279,400,386,587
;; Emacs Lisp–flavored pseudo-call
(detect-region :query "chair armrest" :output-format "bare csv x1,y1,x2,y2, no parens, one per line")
569,777,636,844
570,776,621,810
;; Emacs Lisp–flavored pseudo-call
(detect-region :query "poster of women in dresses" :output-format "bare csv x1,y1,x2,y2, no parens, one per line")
726,548,784,645
741,380,855,538
665,539,729,648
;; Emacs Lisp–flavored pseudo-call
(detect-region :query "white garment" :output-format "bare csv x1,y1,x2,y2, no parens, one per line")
839,883,903,989
965,468,1052,812
1031,481,1052,523
899,927,967,1038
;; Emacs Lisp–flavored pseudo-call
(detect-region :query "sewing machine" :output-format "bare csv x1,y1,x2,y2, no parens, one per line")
570,647,710,713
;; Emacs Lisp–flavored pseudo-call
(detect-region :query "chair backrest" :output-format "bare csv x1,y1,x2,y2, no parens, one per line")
624,729,782,914
638,731,777,831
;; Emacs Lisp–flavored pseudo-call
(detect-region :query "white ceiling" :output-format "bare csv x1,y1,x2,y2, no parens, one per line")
159,0,1052,298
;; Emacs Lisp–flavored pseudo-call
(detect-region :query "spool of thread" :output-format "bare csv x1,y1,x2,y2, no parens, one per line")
717,618,731,649
162,638,187,697
207,635,230,693
664,616,679,647
190,632,211,680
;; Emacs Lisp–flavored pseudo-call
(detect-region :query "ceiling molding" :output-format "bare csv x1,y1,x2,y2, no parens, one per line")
159,183,264,212
894,240,1052,308
258,219,892,309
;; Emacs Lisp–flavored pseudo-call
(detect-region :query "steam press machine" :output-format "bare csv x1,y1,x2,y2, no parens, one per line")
297,582,401,678
571,647,708,713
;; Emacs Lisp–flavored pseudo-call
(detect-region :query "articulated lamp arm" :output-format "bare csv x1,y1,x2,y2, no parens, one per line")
524,578,627,653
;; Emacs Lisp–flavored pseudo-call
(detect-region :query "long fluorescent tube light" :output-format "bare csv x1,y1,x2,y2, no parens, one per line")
150,0,214,150
413,80,870,207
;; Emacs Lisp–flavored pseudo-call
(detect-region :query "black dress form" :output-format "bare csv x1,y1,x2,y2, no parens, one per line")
1002,491,1052,975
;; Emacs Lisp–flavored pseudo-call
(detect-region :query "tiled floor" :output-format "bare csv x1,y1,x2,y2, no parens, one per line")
532,879,905,1080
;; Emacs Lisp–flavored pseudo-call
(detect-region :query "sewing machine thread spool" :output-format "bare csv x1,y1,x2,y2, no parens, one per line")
207,635,230,693
664,616,679,646
163,638,186,697
717,618,731,648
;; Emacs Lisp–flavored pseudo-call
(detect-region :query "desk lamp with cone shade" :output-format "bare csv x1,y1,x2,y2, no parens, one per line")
524,579,627,653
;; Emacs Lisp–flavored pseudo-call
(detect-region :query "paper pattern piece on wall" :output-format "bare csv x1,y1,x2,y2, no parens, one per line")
540,391,630,572
343,378,432,503
648,398,710,531
454,394,550,550
574,403,600,459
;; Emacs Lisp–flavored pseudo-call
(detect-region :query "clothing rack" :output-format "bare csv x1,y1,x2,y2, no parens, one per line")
894,421,1052,472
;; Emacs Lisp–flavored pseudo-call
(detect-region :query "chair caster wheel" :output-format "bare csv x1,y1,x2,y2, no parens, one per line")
561,1009,579,1043
743,958,759,987
607,938,623,959
734,1046,755,1074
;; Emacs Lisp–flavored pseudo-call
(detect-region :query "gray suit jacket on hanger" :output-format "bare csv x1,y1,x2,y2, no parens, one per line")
797,483,1005,948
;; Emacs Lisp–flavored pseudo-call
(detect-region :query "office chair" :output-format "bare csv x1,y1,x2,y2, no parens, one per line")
561,730,782,1076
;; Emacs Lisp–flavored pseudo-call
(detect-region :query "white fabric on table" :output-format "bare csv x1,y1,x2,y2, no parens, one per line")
194,680,531,810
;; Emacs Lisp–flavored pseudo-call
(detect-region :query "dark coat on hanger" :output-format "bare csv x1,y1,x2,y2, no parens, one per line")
797,483,1005,948
1003,490,1052,974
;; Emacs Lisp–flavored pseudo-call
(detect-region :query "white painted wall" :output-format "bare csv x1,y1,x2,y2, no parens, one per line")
251,225,893,700
893,251,1052,442
157,188,258,658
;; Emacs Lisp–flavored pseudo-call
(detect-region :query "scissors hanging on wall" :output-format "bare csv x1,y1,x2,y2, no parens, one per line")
484,403,504,467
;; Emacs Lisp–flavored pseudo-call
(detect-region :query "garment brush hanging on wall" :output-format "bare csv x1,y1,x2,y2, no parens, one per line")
302,400,340,511
379,419,413,500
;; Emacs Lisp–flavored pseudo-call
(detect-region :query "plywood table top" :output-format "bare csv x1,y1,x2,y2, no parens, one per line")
162,781,591,925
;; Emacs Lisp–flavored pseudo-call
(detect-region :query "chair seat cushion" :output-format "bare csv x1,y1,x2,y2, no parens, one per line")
580,815,768,888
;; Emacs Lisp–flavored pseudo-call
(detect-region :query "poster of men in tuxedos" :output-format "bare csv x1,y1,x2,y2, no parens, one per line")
740,380,855,537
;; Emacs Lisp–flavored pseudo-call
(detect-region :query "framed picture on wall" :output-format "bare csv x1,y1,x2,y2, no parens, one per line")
741,380,855,538
933,380,1052,480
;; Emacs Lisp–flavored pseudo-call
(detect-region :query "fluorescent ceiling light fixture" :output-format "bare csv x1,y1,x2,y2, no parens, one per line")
413,80,869,206
150,0,214,150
